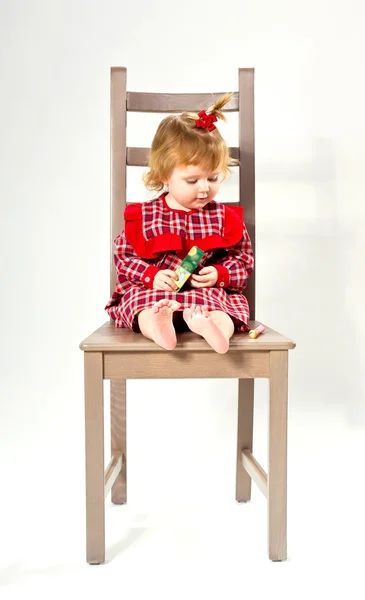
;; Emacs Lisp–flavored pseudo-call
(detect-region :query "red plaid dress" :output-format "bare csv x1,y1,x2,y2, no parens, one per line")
105,193,254,333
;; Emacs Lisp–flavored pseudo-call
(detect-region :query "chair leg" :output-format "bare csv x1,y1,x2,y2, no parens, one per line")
111,379,127,504
84,352,105,564
268,350,288,561
236,379,254,501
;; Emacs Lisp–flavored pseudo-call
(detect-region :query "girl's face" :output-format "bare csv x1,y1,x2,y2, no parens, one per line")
163,164,222,211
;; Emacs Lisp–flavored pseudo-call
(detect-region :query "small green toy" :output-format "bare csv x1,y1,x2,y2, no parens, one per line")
174,246,205,290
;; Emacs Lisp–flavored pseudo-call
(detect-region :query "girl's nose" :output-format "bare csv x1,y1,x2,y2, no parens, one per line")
198,180,209,192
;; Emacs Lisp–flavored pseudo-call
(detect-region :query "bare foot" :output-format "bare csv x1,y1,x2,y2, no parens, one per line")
150,299,181,350
183,306,230,354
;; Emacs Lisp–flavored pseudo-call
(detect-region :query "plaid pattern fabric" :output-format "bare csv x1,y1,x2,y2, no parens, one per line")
142,197,224,241
105,197,254,333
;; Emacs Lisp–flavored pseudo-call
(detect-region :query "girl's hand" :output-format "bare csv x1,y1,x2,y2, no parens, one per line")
190,266,218,288
153,269,178,291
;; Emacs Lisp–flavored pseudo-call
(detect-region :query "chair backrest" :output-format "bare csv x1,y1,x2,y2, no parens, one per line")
110,67,256,319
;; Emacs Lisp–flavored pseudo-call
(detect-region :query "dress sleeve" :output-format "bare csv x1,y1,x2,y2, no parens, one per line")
211,222,254,292
114,231,161,290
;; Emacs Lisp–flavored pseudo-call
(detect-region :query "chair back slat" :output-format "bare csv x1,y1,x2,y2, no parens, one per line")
127,146,240,167
127,92,238,113
110,67,256,318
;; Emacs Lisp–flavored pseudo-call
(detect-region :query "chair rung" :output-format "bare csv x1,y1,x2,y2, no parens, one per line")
104,452,123,498
242,450,268,498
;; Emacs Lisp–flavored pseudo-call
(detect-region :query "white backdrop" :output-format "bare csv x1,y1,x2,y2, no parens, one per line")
1,0,364,594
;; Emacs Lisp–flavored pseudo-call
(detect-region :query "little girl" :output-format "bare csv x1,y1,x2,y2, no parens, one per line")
105,93,254,354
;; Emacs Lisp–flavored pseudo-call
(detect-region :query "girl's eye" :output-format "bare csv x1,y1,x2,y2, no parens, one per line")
186,177,218,184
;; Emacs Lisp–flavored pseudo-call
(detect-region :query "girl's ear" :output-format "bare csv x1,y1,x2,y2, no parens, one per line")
162,172,172,185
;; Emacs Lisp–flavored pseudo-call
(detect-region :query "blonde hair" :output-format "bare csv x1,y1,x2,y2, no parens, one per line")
143,92,239,192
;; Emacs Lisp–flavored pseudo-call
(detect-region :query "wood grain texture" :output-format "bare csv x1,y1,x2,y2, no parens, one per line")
236,379,254,501
239,68,256,318
127,146,240,166
110,67,127,296
110,380,127,504
104,350,269,379
242,450,268,498
104,452,123,499
84,352,105,564
268,350,288,561
126,91,239,113
80,321,295,352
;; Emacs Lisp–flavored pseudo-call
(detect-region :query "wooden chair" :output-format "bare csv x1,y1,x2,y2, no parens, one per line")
79,67,296,564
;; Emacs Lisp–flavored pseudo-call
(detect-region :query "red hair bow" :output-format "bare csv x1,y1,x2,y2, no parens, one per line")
195,110,218,132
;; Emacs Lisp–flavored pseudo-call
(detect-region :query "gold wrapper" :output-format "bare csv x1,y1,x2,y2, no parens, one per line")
248,330,259,339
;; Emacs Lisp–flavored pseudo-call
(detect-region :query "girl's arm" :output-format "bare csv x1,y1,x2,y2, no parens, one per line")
211,225,254,292
113,232,161,289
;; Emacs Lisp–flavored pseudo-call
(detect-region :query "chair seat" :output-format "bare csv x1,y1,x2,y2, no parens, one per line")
79,320,295,352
